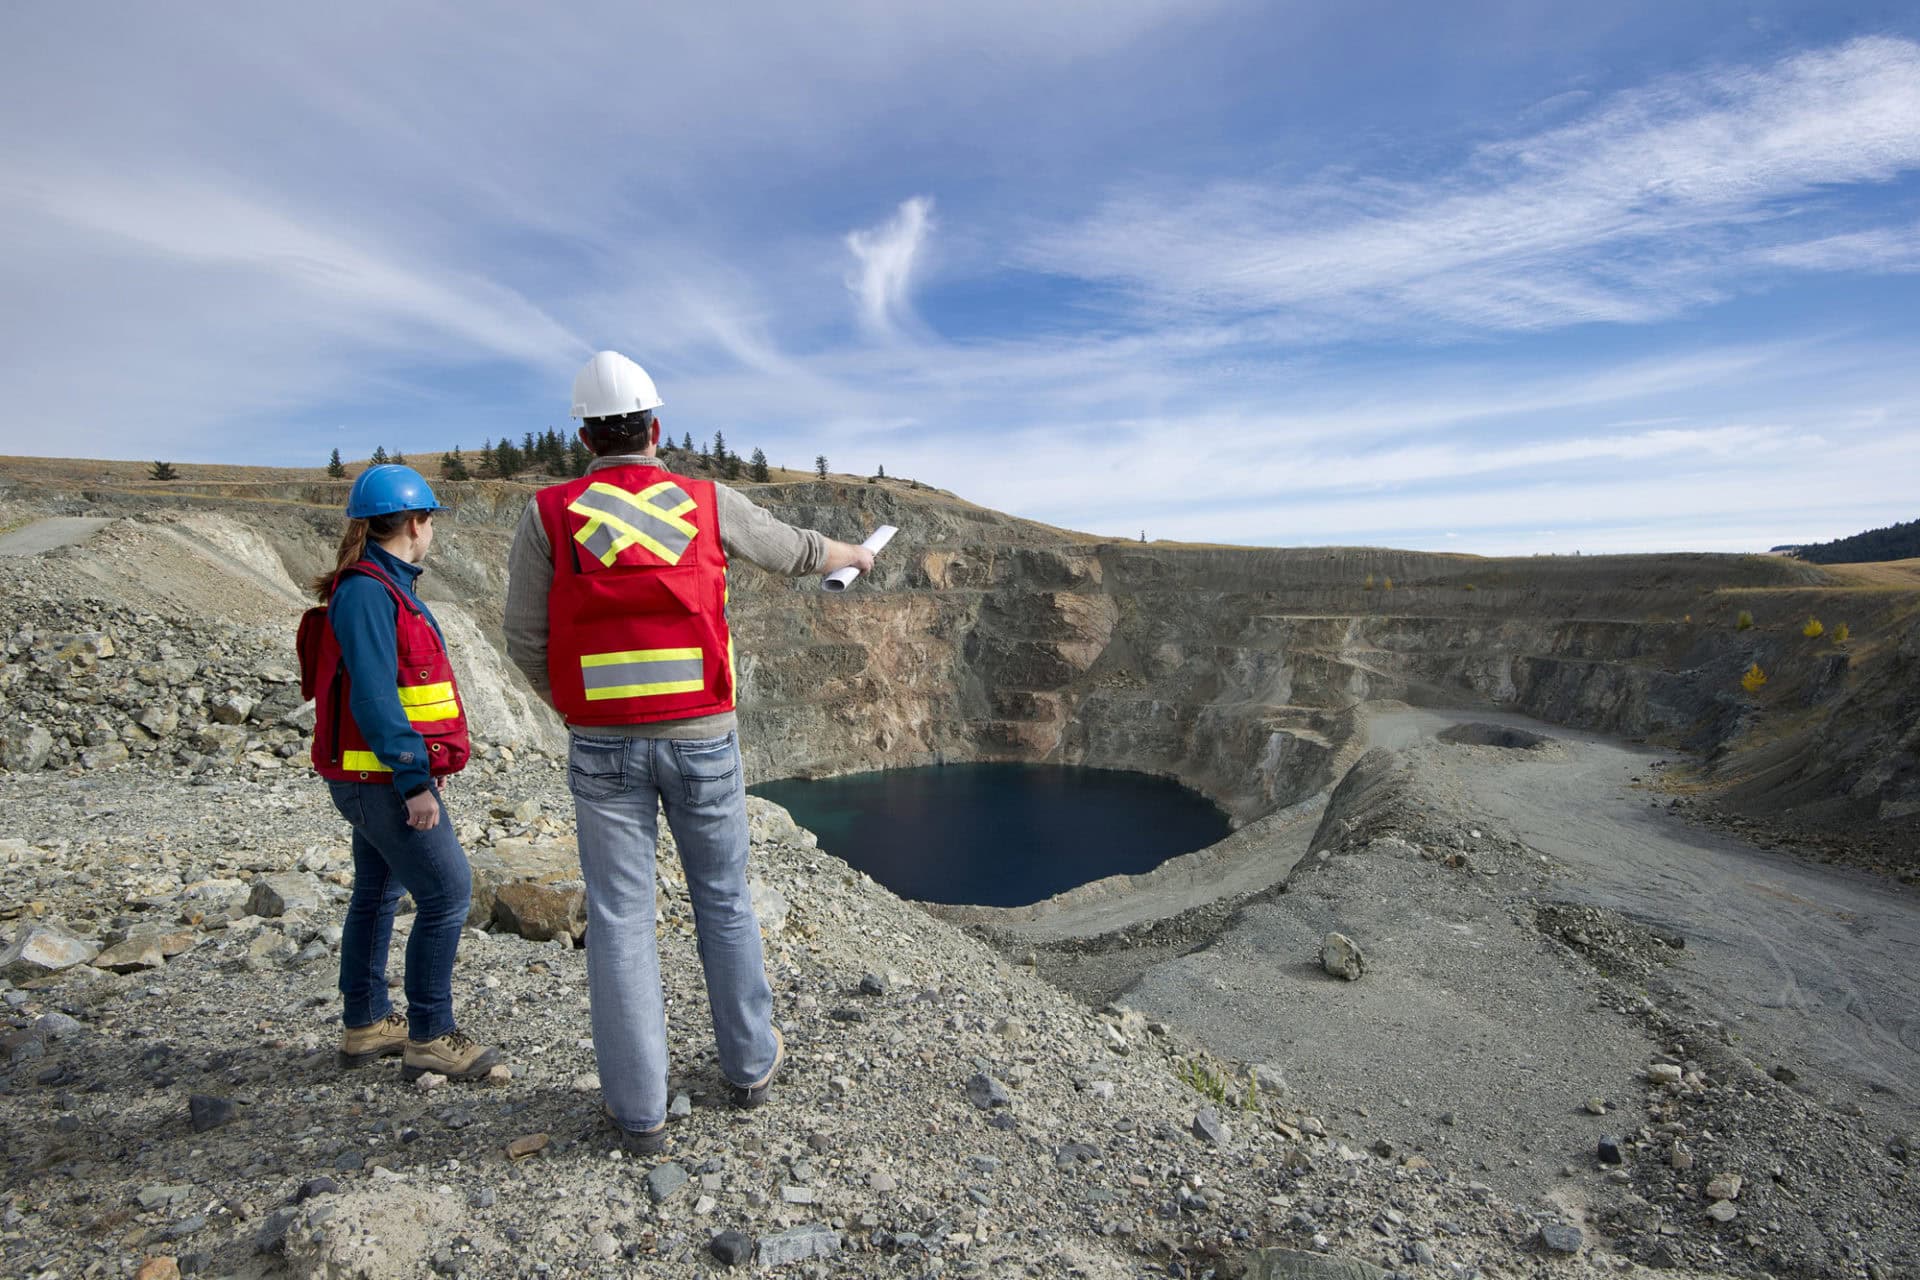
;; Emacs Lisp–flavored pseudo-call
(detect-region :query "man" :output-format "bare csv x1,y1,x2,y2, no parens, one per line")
504,351,873,1153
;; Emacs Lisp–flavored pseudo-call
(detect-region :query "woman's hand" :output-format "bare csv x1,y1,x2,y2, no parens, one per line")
405,789,441,831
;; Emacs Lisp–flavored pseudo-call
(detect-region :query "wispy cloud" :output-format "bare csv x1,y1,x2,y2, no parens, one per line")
1022,37,1920,336
846,197,936,339
1760,221,1920,274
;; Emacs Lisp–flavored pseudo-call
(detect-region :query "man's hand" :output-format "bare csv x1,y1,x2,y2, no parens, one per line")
823,539,876,576
405,789,441,831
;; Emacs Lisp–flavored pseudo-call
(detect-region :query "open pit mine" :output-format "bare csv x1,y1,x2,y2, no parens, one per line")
1,458,1914,1280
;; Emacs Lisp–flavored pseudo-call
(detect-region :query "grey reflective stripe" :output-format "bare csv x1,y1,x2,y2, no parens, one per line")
581,656,706,699
578,521,620,564
571,487,696,563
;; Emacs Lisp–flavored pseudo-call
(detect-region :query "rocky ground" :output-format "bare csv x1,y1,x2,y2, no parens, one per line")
5,764,1716,1280
1010,744,1916,1280
1,500,1913,1280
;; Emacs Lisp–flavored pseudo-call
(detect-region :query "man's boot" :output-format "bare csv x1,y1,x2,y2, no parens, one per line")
401,1030,500,1081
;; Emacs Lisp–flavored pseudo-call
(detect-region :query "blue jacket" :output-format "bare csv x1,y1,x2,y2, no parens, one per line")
328,542,447,797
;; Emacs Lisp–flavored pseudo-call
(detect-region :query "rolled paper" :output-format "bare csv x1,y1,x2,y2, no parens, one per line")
823,525,898,592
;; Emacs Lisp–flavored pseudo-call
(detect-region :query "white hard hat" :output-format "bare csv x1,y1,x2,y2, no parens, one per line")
571,351,664,419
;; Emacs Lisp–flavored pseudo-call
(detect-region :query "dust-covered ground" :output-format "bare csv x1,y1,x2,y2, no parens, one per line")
1012,712,1917,1280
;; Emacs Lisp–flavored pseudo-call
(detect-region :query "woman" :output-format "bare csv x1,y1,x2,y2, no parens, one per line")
305,463,496,1081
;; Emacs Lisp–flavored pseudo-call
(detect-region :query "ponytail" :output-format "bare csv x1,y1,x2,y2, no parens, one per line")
310,512,412,600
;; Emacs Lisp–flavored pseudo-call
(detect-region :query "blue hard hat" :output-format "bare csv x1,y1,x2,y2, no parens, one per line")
345,465,444,519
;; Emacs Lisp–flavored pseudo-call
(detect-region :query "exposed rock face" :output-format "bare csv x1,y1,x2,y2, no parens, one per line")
1,475,1914,864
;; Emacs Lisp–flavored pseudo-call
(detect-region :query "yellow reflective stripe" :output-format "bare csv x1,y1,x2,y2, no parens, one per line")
580,646,706,701
575,503,683,567
581,647,703,666
342,750,392,774
633,481,699,530
397,682,455,706
584,678,705,700
404,701,461,723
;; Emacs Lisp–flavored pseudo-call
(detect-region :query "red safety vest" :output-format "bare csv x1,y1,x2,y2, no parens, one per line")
535,464,735,725
303,561,472,782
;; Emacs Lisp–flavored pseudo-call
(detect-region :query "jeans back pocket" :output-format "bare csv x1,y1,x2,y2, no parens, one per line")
568,736,630,801
671,733,738,807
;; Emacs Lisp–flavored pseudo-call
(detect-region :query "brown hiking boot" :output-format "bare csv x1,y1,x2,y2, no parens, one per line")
729,1025,784,1108
401,1030,500,1081
338,1011,408,1069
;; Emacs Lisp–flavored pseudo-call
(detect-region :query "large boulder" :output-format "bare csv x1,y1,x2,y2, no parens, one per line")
93,936,168,973
466,837,580,927
81,741,131,770
492,881,587,943
0,723,53,772
1,924,101,979
247,872,325,918
208,692,256,725
1320,931,1365,981
191,723,249,759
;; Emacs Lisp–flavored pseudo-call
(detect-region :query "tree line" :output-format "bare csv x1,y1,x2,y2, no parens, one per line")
324,432,844,486
1789,517,1920,565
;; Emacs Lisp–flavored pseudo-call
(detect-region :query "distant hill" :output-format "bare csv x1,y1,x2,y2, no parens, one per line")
1790,518,1920,565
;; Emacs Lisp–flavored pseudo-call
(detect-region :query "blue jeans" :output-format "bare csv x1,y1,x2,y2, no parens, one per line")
568,730,776,1132
326,780,470,1042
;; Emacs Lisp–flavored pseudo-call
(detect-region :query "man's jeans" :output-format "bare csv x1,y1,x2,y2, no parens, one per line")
326,780,469,1042
568,730,777,1132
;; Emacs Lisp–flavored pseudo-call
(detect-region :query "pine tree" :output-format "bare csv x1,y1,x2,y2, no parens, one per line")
724,449,743,480
495,438,521,478
877,463,885,479
567,437,591,476
327,448,347,479
815,455,828,480
441,448,469,481
371,445,389,465
711,432,728,470
148,460,179,481
391,448,406,466
681,432,693,454
749,448,770,482
476,439,498,479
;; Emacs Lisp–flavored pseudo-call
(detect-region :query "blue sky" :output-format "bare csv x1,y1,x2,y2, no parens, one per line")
2,2,1917,554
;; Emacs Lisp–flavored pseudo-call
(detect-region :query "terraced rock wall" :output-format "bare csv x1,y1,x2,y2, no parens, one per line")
6,476,1914,847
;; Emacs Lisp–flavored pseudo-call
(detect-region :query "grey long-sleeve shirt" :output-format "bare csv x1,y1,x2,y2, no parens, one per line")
503,452,829,739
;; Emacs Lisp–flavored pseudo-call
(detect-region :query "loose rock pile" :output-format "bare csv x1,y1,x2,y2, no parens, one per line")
5,775,1714,1280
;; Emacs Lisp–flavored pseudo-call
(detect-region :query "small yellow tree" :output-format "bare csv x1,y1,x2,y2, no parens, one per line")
1735,610,1754,630
1802,617,1824,639
1833,622,1851,644
1741,663,1768,694
1382,576,1395,591
1362,574,1375,591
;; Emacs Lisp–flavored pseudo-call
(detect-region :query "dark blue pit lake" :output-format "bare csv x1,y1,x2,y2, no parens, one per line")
750,763,1231,908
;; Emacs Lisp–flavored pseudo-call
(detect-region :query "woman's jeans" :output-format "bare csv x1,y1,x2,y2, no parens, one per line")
568,730,777,1132
326,780,469,1043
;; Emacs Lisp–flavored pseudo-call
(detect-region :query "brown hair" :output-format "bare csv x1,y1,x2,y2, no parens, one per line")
309,511,414,600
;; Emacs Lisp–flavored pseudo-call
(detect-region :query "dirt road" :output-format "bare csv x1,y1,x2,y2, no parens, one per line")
1373,706,1920,1137
0,517,109,556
